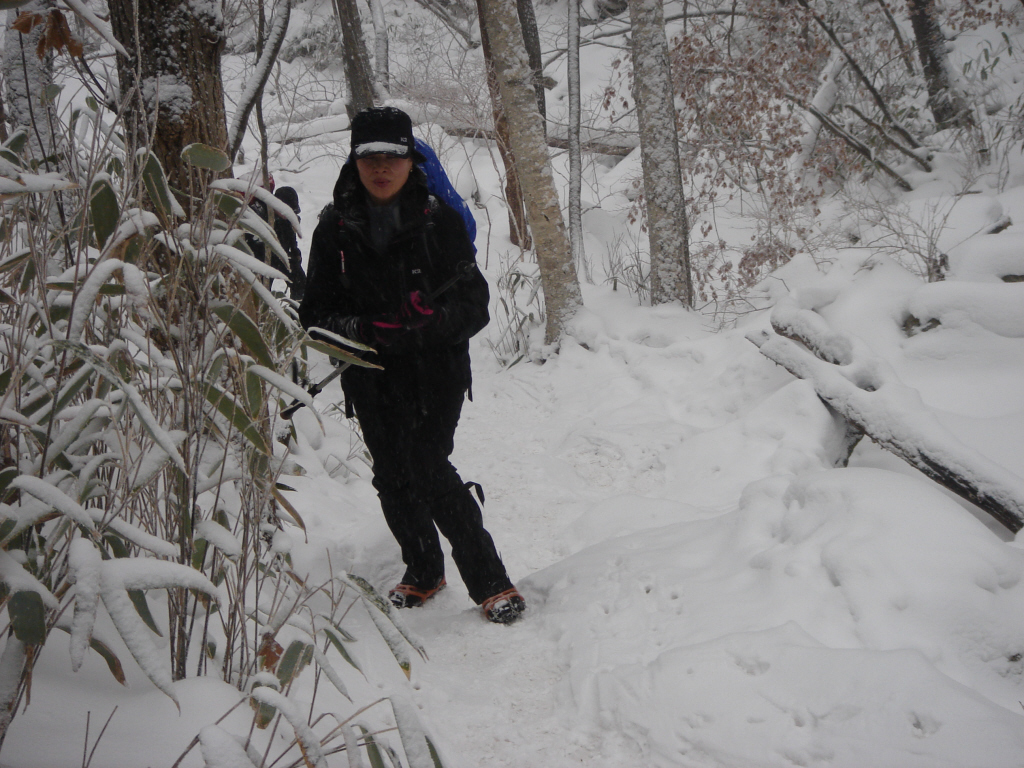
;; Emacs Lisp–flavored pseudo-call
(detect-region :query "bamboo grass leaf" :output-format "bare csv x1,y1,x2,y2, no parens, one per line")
202,380,271,456
89,176,119,249
8,591,46,645
139,150,185,221
276,640,313,687
212,304,274,369
249,687,327,767
271,486,306,533
182,143,231,172
50,340,188,473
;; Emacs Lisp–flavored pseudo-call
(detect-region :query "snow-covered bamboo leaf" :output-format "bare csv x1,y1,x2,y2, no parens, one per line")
128,589,162,637
0,249,30,277
342,726,366,768
213,190,245,219
195,519,242,559
389,696,442,768
344,574,427,665
101,584,177,704
310,645,351,701
2,129,27,154
362,605,413,677
324,625,361,672
50,340,188,473
248,687,326,767
212,243,288,281
270,486,306,533
0,467,18,501
197,724,258,768
89,176,119,250
210,179,302,240
46,280,125,296
249,678,279,729
91,511,178,558
355,725,387,768
212,304,274,369
276,640,313,687
202,381,271,456
53,624,128,686
68,539,102,671
248,365,309,406
8,591,46,645
9,475,95,531
139,151,185,221
182,143,231,172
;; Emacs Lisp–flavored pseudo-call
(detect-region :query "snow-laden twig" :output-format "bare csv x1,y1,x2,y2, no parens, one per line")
62,0,130,58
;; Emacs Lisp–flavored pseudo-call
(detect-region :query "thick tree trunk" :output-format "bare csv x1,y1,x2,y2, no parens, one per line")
476,0,530,249
332,0,376,118
108,0,229,211
628,0,692,307
907,0,973,131
478,0,582,346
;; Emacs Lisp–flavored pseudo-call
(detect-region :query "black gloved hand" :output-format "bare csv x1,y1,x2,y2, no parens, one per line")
396,290,437,330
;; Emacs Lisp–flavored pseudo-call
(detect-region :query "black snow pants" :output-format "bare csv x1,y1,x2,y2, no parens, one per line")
352,383,513,605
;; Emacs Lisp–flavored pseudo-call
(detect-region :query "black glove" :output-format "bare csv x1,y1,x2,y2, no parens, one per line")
396,290,438,330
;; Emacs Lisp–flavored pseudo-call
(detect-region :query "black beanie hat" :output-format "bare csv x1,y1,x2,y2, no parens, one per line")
349,106,425,162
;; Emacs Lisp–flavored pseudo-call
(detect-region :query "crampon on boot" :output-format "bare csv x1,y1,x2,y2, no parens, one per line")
482,587,526,624
388,577,446,609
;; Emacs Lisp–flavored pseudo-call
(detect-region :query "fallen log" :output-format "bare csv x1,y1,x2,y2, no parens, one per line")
747,302,1024,533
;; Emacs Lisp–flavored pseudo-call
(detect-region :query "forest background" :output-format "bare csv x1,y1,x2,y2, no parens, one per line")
0,0,1023,766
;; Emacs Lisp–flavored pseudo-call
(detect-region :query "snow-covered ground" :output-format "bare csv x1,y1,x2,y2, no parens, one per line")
5,2,1024,766
9,127,1024,767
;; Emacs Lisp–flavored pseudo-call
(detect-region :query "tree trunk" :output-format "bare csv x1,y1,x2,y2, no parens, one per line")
907,0,973,131
332,0,376,118
568,0,584,274
367,0,390,97
227,0,291,162
628,0,692,307
517,0,546,125
478,0,582,346
108,0,229,212
476,0,531,249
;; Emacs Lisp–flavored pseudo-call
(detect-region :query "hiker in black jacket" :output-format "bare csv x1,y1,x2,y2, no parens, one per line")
298,106,525,624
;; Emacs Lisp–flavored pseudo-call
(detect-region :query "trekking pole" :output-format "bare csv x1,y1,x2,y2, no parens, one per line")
281,261,476,420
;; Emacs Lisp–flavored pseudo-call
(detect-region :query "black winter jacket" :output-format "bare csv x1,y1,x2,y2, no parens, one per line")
298,163,488,407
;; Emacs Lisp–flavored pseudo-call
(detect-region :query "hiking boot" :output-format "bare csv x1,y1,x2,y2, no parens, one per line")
482,587,526,624
388,577,446,609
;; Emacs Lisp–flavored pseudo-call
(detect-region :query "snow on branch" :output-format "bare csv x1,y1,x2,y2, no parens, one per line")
226,0,292,161
747,301,1024,532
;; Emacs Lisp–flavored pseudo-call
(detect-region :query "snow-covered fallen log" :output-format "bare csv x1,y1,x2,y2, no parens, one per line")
747,301,1024,533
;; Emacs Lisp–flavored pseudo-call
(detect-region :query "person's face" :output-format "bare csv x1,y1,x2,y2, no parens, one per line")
356,154,413,205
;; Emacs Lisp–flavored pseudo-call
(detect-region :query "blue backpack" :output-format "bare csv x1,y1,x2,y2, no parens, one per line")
415,137,477,249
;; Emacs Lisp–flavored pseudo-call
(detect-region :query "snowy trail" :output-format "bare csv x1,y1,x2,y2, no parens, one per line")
386,303,787,767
